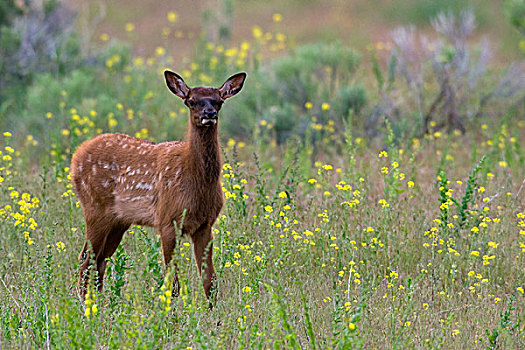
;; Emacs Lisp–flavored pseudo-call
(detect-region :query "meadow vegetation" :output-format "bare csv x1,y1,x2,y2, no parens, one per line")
0,0,524,348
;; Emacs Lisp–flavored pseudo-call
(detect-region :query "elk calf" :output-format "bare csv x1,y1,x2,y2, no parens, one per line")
71,71,246,300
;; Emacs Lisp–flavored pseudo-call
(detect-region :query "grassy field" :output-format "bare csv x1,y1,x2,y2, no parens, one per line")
1,1,525,348
1,100,525,348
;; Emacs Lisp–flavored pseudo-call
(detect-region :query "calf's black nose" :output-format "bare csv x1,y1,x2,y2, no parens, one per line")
204,109,217,119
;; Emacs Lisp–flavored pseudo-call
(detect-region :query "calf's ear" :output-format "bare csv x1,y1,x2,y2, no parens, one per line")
219,72,247,100
164,70,190,99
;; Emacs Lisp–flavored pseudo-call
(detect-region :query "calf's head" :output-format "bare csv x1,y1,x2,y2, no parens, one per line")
164,71,246,128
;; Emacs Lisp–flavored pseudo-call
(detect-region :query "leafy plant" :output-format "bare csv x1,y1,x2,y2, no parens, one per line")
0,0,85,113
107,245,131,307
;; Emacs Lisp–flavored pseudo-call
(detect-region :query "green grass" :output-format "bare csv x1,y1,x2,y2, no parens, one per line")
1,116,524,347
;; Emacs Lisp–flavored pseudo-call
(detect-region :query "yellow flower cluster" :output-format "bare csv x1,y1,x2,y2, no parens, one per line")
1,188,40,245
251,18,287,52
84,288,98,318
159,269,174,313
518,212,525,253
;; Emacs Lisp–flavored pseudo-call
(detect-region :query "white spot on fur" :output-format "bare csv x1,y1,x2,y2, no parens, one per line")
135,182,153,191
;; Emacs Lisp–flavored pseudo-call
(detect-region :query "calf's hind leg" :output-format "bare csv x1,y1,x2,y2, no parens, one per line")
78,217,110,296
78,217,128,295
159,224,181,296
95,222,130,289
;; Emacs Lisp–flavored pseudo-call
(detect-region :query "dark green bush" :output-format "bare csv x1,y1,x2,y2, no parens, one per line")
505,0,525,53
506,0,525,34
270,104,298,144
0,0,88,125
0,0,23,27
335,85,368,119
272,42,361,106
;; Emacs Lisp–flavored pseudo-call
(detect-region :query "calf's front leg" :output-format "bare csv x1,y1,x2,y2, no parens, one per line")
191,224,217,301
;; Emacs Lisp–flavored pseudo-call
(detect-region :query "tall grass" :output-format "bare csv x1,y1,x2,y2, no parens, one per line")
1,114,524,347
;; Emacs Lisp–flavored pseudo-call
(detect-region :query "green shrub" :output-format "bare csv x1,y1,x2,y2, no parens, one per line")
505,0,525,53
335,85,368,119
272,42,361,106
0,0,91,125
506,0,525,34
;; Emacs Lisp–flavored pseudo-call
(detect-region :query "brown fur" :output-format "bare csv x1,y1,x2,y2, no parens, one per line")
71,71,246,300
